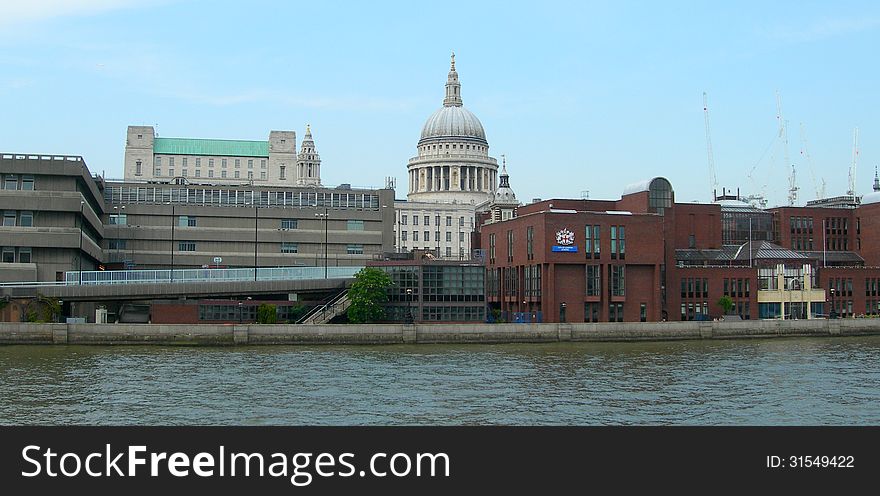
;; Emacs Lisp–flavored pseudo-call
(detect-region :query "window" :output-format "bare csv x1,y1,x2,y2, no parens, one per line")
489,233,496,263
261,159,267,169
586,265,601,296
281,219,298,230
182,158,188,167
221,171,227,178
347,244,364,254
195,169,201,178
155,157,162,167
640,303,647,322
446,232,452,242
109,213,127,225
209,159,214,167
1,247,13,263
401,231,407,241
424,215,430,225
527,226,534,260
435,215,440,226
169,168,174,177
424,231,430,242
169,157,175,167
609,303,624,322
4,176,17,190
435,231,440,243
446,216,452,226
3,211,15,226
507,230,514,262
446,247,451,257
208,170,214,178
280,166,286,180
401,215,408,226
196,158,201,167
155,168,161,176
413,216,419,226
248,159,254,169
178,216,197,227
178,242,196,251
235,171,240,179
347,220,364,231
182,169,188,177
260,172,266,180
460,232,465,242
222,159,228,168
135,161,142,175
585,302,600,322
610,265,625,297
108,240,126,250
281,242,298,253
19,211,33,227
248,171,253,180
413,231,419,242
235,159,241,168
586,224,600,258
459,216,465,227
18,247,31,263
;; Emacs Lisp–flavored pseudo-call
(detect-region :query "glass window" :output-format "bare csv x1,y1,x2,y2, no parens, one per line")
178,242,196,251
347,220,364,231
1,247,14,263
235,159,241,168
19,211,33,227
178,216,197,227
222,159,228,168
18,247,31,263
281,219,298,230
21,175,34,190
401,215,408,225
281,242,298,253
248,159,254,169
424,215,430,225
413,216,419,226
3,211,15,226
4,176,18,190
346,244,364,255
446,216,452,226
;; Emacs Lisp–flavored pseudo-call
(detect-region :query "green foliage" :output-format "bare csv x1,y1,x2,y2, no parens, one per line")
347,267,392,324
717,295,734,315
26,293,61,323
257,303,277,324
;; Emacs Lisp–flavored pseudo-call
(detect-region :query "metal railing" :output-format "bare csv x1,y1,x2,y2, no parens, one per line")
0,266,363,288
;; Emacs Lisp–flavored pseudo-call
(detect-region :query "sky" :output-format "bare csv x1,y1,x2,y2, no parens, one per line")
0,0,878,207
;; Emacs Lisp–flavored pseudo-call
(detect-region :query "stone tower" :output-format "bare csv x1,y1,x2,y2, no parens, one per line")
296,125,321,186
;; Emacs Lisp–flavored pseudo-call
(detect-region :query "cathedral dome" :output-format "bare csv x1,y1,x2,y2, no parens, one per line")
420,105,486,143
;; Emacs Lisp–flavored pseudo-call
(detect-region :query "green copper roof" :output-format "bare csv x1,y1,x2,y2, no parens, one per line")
153,137,269,157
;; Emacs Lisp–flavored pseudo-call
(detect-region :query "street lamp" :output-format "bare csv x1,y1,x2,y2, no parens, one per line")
405,288,414,324
829,287,837,319
560,302,567,323
113,205,125,266
315,206,329,279
168,203,176,283
78,200,85,285
238,300,243,323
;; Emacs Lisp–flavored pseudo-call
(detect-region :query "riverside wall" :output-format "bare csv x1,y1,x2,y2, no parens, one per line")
1,319,879,345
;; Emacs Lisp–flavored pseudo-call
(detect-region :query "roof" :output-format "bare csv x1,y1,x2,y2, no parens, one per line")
153,137,269,157
734,241,808,261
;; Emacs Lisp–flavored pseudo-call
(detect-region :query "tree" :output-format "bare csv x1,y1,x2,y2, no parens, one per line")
257,303,277,324
717,295,734,316
347,267,392,324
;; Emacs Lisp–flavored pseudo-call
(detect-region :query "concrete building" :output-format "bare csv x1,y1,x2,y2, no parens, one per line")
2,151,394,286
1,153,105,283
392,200,475,260
123,125,321,187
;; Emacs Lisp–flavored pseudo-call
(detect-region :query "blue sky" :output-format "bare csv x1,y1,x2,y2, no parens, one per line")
0,0,877,206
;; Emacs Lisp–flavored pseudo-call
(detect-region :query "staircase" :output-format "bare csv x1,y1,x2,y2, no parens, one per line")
297,290,350,324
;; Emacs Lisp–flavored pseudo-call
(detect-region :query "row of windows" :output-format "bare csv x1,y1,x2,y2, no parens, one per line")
156,157,267,169
682,278,710,299
867,278,880,297
156,169,269,181
104,187,380,210
585,302,646,322
2,175,35,191
399,215,464,227
420,305,485,322
1,246,32,263
829,277,854,297
723,278,750,298
400,231,463,243
165,242,364,254
419,144,486,153
2,210,33,227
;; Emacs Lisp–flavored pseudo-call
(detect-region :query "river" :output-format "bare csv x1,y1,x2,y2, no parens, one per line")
2,336,879,425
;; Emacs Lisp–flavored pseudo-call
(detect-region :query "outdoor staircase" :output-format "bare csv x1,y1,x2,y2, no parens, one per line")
297,290,350,325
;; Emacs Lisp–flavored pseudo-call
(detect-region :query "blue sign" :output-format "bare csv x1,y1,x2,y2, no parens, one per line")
552,246,578,253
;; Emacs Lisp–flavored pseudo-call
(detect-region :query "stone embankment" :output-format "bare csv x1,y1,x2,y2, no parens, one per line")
1,319,877,345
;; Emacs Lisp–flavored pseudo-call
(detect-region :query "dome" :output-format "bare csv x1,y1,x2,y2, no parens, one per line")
861,191,880,205
419,105,486,144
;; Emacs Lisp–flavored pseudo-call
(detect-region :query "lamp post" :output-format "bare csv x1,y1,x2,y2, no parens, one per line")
253,199,259,282
315,206,328,278
238,300,243,323
829,288,836,319
169,203,175,283
113,205,125,266
78,200,85,285
560,302,567,323
405,288,414,324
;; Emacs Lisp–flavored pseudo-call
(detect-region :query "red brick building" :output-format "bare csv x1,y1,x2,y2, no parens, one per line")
480,177,880,322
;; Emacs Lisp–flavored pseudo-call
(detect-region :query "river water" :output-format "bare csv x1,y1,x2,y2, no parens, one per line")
2,337,879,425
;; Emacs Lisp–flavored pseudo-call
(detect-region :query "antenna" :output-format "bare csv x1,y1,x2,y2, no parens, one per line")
848,127,859,196
703,92,717,200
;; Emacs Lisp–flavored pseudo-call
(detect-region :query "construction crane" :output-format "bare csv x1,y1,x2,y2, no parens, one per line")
799,123,824,199
703,92,718,200
777,91,798,206
848,127,860,196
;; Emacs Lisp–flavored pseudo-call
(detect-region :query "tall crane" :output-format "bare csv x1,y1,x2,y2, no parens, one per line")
703,92,717,200
777,91,798,206
848,127,860,196
799,123,823,199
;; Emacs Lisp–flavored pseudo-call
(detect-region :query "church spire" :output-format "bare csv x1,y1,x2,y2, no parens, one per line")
499,154,510,188
443,51,463,107
874,166,879,192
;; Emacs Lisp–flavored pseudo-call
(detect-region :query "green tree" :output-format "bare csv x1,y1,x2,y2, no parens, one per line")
257,303,277,324
347,267,392,324
717,295,734,315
